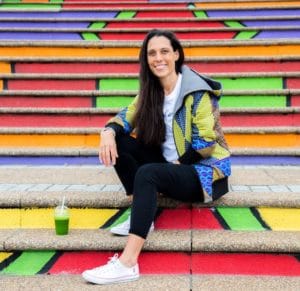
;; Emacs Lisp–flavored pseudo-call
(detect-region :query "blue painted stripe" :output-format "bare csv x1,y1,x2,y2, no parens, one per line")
0,156,299,166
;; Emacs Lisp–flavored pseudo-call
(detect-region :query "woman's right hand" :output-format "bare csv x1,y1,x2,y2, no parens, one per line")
99,128,118,166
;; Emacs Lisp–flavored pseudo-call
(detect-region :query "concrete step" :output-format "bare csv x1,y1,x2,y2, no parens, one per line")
0,39,299,59
0,229,299,252
0,126,298,149
0,165,299,208
1,107,299,128
1,274,299,291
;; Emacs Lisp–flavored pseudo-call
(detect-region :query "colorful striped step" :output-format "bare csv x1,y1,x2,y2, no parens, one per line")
0,127,298,148
0,108,299,127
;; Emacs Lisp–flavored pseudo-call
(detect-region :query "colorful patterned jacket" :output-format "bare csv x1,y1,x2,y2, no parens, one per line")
107,65,231,203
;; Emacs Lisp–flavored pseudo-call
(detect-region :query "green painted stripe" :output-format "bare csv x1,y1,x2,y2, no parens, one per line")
81,32,99,41
216,207,266,231
108,208,131,229
99,78,139,91
96,96,134,108
0,251,56,276
224,21,244,28
89,22,106,29
217,77,283,90
50,0,63,3
220,96,286,107
3,0,21,3
235,31,258,40
100,77,283,91
116,11,136,19
193,10,208,19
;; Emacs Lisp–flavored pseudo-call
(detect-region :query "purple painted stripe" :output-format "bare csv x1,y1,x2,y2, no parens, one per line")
0,22,90,28
256,30,300,38
243,20,300,27
0,32,82,40
207,9,300,17
0,156,299,166
0,12,117,18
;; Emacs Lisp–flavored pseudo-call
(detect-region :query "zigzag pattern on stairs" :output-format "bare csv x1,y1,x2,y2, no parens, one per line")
0,0,299,289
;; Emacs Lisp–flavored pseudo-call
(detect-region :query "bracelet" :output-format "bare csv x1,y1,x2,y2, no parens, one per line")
101,127,116,137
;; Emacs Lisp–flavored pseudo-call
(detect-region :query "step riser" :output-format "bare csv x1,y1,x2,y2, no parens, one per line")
1,95,299,108
0,44,300,58
0,113,299,127
5,60,300,74
0,133,299,147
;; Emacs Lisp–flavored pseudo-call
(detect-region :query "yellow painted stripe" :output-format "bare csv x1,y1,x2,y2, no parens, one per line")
0,133,298,148
0,208,118,229
0,62,11,73
0,209,21,228
258,207,300,231
0,252,13,262
0,80,3,90
23,0,49,3
195,1,300,9
0,45,299,58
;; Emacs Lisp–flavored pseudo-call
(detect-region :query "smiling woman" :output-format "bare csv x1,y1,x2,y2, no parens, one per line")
82,29,231,285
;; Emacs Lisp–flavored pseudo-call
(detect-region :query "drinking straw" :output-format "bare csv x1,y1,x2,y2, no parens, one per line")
60,196,66,214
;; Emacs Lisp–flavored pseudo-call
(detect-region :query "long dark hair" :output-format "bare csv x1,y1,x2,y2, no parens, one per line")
133,29,185,146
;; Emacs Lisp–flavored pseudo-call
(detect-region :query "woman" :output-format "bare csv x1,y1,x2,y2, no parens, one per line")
82,29,231,285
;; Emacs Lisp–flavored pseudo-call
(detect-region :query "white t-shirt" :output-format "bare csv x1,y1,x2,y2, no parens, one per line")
162,73,182,162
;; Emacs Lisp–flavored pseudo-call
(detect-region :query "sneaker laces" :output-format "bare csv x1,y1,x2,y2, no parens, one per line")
91,254,120,274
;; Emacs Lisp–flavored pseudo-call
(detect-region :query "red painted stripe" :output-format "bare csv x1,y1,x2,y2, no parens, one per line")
14,63,139,74
107,21,226,29
155,209,191,230
192,208,223,229
49,251,190,275
286,78,300,89
1,113,298,127
63,3,186,8
0,114,110,127
189,61,300,73
192,253,300,276
14,61,300,74
221,113,300,127
0,97,91,108
136,11,194,18
99,31,234,40
291,95,300,106
7,80,96,91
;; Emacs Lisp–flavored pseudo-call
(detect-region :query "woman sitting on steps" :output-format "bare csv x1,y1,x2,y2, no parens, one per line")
82,29,231,285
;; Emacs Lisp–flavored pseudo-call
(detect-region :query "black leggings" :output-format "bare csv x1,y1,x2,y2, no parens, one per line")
114,134,204,239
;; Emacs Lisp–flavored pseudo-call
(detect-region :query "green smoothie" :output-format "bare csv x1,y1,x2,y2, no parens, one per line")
55,216,69,235
54,206,70,235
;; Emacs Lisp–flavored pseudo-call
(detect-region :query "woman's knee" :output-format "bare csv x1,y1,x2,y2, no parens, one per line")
134,163,160,185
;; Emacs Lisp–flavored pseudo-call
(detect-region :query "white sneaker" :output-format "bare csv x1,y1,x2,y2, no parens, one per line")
82,254,139,285
110,215,154,236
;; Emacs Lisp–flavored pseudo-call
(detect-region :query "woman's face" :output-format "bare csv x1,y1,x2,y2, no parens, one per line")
147,36,179,80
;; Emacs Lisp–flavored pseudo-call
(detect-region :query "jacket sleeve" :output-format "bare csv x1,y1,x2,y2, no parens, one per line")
105,96,138,135
190,91,217,158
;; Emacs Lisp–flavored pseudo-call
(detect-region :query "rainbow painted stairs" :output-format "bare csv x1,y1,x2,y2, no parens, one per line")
0,0,300,290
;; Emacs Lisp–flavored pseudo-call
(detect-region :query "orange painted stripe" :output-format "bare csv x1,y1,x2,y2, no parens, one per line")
195,1,300,9
0,133,298,148
0,44,299,58
226,133,300,147
0,80,3,90
0,62,11,73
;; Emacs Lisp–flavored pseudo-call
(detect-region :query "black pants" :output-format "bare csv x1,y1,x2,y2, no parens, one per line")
114,135,204,239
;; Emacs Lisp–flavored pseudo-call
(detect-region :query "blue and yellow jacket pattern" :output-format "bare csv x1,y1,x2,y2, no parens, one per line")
107,65,231,203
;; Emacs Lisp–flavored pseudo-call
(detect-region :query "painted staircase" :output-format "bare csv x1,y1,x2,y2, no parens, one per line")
0,0,299,290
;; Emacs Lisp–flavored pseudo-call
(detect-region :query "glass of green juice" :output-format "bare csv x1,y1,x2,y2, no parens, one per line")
54,205,70,235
